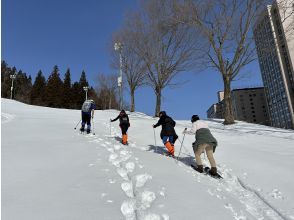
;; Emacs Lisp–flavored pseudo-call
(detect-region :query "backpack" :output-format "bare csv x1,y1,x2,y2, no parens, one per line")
82,101,93,113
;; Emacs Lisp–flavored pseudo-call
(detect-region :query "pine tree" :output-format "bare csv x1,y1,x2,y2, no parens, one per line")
79,70,89,88
45,65,64,108
63,68,72,108
14,70,32,103
1,60,12,98
71,82,81,109
73,70,90,108
31,70,46,105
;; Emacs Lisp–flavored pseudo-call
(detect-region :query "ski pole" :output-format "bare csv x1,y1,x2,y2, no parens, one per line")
109,120,112,136
153,127,157,153
177,133,186,160
92,117,95,135
74,119,82,130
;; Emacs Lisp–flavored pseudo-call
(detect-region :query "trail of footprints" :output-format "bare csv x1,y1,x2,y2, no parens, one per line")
83,122,168,220
83,123,287,220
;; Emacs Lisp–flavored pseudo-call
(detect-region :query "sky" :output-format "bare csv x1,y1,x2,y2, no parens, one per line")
1,0,264,119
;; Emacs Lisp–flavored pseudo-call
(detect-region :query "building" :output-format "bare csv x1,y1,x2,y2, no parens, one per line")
253,0,294,129
231,87,270,125
207,91,225,119
207,102,224,119
207,87,270,126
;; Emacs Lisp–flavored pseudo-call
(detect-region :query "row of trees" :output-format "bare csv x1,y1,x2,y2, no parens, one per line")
1,61,120,110
112,0,294,124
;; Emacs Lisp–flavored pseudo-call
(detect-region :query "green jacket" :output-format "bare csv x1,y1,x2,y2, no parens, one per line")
193,128,218,152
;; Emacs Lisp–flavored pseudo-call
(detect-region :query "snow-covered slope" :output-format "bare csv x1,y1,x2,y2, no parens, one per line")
2,98,294,220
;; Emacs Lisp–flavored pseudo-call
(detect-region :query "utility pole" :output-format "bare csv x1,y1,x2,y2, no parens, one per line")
83,86,89,101
10,74,16,99
114,42,123,110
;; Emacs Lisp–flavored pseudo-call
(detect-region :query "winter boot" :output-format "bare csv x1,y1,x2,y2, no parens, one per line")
86,129,91,134
164,142,174,156
195,165,203,173
209,167,217,176
80,127,85,132
122,134,128,145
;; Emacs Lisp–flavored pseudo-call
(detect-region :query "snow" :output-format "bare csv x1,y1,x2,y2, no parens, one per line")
2,98,294,220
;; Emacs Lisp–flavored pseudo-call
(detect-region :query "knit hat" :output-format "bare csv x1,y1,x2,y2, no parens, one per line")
191,115,199,122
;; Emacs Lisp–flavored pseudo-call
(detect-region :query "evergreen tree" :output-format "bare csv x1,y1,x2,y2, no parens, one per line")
1,60,12,98
79,70,89,87
73,70,90,108
63,68,72,108
71,82,81,109
31,70,46,106
14,70,32,103
45,65,64,108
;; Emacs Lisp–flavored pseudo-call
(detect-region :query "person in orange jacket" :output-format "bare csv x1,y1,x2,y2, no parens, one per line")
110,110,130,145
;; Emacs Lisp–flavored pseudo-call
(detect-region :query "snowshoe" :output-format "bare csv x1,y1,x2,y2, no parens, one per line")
190,164,203,173
203,167,222,179
163,152,175,158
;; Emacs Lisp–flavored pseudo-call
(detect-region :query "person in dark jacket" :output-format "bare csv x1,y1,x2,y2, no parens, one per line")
183,115,218,176
110,110,130,145
80,99,95,134
153,111,178,156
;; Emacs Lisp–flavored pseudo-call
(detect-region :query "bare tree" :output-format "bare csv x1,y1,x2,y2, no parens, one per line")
121,0,203,116
277,0,294,29
111,30,147,112
96,73,119,110
175,0,268,124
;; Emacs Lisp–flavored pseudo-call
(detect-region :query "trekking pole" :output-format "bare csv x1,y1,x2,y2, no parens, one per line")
109,120,112,136
92,117,95,135
153,127,157,153
177,133,186,160
74,119,82,130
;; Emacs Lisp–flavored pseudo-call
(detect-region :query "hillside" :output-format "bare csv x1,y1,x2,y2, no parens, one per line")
2,98,294,220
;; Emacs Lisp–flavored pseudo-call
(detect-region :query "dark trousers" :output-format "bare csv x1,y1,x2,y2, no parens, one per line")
82,112,91,128
120,124,129,135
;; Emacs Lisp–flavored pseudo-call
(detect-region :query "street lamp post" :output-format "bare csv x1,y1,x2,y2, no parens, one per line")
10,74,16,99
83,86,89,100
114,42,123,110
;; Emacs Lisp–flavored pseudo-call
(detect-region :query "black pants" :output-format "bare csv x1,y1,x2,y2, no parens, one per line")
120,124,129,135
82,112,91,127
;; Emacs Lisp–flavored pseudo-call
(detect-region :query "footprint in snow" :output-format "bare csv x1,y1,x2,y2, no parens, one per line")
121,181,134,198
135,174,152,188
121,199,136,220
117,168,130,181
125,162,135,173
139,190,156,210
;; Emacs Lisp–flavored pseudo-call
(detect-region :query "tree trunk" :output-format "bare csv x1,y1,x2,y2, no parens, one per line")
155,88,161,117
130,89,135,112
223,77,235,125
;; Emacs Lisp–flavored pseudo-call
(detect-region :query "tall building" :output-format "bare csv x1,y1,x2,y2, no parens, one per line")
207,87,270,126
231,88,270,125
254,0,294,129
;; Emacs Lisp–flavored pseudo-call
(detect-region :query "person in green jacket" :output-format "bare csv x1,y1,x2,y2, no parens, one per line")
183,115,218,176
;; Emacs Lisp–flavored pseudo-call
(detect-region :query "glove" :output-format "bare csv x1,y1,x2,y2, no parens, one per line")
153,124,156,128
